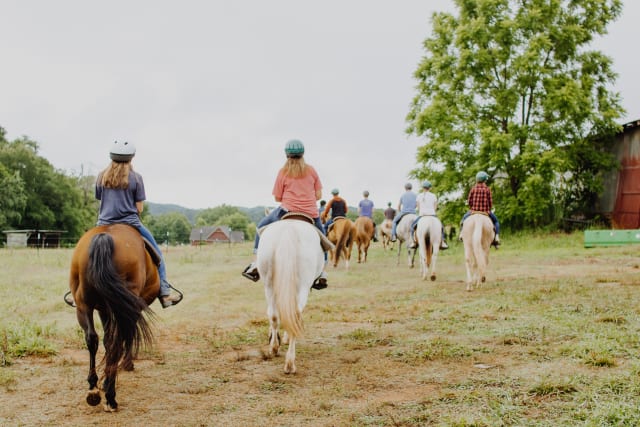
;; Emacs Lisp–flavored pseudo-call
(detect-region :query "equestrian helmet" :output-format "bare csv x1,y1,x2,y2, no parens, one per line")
331,188,339,195
284,139,305,157
476,171,489,182
110,140,136,162
404,182,413,190
422,180,432,189
363,190,369,197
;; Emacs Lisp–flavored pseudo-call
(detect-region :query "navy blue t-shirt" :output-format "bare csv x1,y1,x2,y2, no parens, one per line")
96,170,146,226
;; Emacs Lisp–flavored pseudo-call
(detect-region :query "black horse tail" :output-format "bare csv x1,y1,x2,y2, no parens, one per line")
87,233,155,370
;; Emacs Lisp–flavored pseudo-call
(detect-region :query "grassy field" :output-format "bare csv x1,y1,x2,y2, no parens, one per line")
1,232,640,426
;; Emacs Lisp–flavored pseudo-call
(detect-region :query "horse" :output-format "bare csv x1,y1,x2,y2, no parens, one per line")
414,216,443,281
379,219,394,250
256,219,325,374
326,217,356,268
354,216,375,263
68,224,160,412
395,213,418,267
461,213,494,291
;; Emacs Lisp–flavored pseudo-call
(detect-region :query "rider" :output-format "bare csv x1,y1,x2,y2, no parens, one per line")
460,171,500,247
384,202,396,221
357,190,377,242
408,181,448,249
96,141,181,308
390,183,417,242
242,139,328,289
321,188,348,234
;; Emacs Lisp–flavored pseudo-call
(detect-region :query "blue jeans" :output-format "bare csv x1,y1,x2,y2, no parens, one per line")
391,212,411,238
135,224,170,296
253,206,325,254
461,211,500,234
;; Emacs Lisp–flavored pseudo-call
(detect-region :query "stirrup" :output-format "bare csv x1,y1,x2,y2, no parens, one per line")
63,291,76,307
311,275,327,290
242,264,260,282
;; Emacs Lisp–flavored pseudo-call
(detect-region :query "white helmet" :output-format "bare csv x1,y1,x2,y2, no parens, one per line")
110,140,136,162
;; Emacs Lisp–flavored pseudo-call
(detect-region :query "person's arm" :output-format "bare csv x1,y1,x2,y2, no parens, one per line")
321,199,333,222
315,189,322,200
136,201,144,214
488,187,493,210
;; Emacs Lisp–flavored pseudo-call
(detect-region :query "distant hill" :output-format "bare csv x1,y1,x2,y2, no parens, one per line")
146,202,271,224
146,202,203,224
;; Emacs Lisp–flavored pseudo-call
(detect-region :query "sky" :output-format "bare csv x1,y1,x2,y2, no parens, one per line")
1,1,639,211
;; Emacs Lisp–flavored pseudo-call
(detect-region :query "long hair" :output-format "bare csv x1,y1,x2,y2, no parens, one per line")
280,156,307,179
100,161,132,189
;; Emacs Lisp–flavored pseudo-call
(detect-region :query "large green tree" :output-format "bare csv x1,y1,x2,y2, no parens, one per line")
146,212,192,245
406,0,623,229
195,204,253,238
0,129,96,241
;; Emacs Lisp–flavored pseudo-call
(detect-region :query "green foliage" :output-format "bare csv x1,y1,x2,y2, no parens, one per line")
406,0,624,230
195,204,253,239
0,320,58,360
146,211,193,244
0,128,96,241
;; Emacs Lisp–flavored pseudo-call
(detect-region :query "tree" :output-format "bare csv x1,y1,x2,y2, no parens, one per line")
146,212,192,245
0,163,27,230
195,204,253,238
406,0,623,229
0,129,96,241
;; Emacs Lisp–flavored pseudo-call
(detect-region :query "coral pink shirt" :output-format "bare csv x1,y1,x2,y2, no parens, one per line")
272,165,322,218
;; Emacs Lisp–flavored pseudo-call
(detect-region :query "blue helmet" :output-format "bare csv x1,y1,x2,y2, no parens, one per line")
284,139,305,157
422,180,432,189
331,188,340,195
476,171,489,182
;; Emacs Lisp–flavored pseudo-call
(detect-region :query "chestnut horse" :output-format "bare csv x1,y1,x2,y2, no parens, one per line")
257,219,325,374
68,224,160,412
326,217,356,268
461,213,494,291
354,216,375,263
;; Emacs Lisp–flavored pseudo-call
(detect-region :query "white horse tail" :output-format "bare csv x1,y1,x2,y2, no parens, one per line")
272,228,304,339
472,218,487,278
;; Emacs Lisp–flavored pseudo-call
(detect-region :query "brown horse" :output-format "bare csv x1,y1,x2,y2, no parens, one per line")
326,217,356,268
68,224,160,412
354,216,375,263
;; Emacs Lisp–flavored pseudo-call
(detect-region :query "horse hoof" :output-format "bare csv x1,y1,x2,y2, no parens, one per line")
86,389,101,406
103,403,118,413
430,275,436,281
481,276,486,283
284,363,296,374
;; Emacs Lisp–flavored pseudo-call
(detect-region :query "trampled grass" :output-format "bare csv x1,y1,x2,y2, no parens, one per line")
1,231,640,425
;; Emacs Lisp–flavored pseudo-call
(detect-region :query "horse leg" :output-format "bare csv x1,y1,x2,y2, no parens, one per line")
284,337,297,374
99,312,119,412
265,288,280,356
430,246,438,282
77,308,101,406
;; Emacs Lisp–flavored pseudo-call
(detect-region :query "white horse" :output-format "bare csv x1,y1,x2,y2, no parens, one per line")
414,216,443,281
395,213,418,267
256,219,325,374
379,219,394,250
461,213,494,291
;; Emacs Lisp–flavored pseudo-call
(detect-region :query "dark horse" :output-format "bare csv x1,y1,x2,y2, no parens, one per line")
68,223,159,412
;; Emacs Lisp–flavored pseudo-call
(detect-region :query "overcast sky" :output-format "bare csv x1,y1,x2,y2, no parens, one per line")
1,1,638,210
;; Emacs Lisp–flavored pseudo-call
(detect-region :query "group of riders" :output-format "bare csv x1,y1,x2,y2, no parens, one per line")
94,139,500,308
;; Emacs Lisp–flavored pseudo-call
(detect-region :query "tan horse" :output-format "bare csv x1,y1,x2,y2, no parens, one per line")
414,215,443,281
461,213,494,291
379,219,394,250
395,213,418,267
327,217,356,268
354,216,375,263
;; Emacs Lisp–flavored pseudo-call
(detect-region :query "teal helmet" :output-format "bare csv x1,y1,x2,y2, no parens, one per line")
284,139,305,157
422,180,432,189
476,171,489,182
331,188,339,195
110,140,136,162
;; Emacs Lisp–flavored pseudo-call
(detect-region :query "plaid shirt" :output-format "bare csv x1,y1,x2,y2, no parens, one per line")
467,183,493,212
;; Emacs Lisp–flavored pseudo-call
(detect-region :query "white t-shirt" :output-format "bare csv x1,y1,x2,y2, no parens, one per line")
416,191,437,216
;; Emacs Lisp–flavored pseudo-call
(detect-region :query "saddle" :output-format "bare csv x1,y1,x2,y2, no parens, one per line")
326,216,346,233
141,236,162,266
258,212,335,252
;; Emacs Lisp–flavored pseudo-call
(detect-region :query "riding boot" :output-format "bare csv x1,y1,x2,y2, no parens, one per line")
440,240,449,250
242,262,260,282
312,271,328,290
491,234,501,248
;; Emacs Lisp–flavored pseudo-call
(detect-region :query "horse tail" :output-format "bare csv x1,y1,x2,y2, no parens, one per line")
272,228,304,339
471,219,487,275
87,233,155,369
